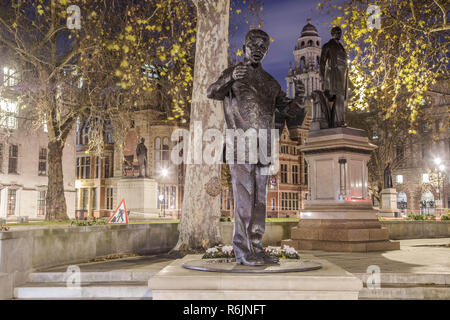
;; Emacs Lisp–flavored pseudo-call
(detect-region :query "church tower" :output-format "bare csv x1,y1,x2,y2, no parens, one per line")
286,18,322,98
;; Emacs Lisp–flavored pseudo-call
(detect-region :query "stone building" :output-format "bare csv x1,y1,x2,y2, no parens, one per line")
286,18,322,98
75,109,186,219
0,63,76,221
390,80,449,216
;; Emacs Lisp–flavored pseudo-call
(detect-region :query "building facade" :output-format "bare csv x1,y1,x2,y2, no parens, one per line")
390,81,449,216
75,109,185,219
286,18,322,98
0,64,76,221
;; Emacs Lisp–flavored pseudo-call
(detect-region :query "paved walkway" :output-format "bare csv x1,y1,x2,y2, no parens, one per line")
38,238,450,276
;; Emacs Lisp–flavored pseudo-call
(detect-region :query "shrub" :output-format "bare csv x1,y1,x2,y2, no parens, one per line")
406,214,425,221
441,214,450,221
70,219,107,227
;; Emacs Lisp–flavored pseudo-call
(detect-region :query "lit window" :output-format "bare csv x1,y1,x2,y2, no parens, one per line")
422,173,429,183
106,188,114,210
92,188,97,211
0,99,18,129
37,191,46,216
8,144,18,174
38,148,47,176
7,189,17,215
3,67,19,86
0,143,3,173
396,175,403,184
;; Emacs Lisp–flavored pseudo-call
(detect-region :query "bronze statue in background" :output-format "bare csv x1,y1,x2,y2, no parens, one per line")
384,162,393,189
313,26,348,129
136,137,148,178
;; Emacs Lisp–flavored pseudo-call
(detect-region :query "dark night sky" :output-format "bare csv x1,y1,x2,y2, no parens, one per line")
230,0,337,91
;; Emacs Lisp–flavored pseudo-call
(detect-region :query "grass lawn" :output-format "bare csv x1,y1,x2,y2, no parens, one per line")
5,217,298,227
266,217,299,222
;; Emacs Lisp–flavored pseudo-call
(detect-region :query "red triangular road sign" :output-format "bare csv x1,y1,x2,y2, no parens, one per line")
107,199,128,224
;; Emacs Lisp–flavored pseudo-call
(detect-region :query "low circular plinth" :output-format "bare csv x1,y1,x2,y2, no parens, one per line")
182,258,322,273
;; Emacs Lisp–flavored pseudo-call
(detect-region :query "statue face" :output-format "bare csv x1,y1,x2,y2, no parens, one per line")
243,37,269,64
331,28,342,40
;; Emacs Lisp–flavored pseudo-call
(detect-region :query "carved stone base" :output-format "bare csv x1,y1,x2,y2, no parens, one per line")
116,178,160,215
379,188,398,217
282,127,399,252
282,218,400,252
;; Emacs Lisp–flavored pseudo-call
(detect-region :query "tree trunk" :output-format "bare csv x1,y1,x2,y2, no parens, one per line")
45,140,69,221
172,0,229,252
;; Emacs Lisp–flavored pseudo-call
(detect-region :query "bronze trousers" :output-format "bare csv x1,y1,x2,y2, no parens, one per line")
229,163,269,260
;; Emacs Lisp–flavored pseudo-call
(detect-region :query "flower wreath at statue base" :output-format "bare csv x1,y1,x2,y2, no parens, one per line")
202,245,299,260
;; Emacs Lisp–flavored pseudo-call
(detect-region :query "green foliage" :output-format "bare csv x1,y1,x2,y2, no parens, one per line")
406,214,439,221
220,216,232,222
266,218,300,222
0,224,10,232
441,214,450,221
406,214,425,220
70,219,107,226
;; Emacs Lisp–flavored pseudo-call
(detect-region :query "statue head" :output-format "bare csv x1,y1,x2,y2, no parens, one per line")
331,26,342,40
140,137,145,144
243,29,270,65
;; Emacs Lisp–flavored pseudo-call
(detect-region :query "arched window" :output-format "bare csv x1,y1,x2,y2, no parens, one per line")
299,56,306,73
316,41,320,46
162,137,169,161
308,40,313,46
154,137,161,169
301,41,305,48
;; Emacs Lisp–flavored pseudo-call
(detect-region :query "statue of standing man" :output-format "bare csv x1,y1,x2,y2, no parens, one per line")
319,26,348,127
136,137,148,178
207,29,305,266
384,162,393,189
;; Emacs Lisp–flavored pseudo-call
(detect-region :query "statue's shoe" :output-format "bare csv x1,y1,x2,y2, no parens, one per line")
256,252,280,265
236,255,264,266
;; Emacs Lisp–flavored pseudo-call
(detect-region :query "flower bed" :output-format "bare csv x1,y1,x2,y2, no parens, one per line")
202,245,300,260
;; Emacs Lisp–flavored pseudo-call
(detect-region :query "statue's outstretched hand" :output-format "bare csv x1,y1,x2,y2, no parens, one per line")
232,65,249,81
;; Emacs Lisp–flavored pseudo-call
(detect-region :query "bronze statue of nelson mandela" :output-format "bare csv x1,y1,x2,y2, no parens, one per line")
207,29,306,266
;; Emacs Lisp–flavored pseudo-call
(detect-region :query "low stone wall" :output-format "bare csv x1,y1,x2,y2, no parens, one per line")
0,223,179,299
381,220,450,240
0,221,297,299
1,219,448,298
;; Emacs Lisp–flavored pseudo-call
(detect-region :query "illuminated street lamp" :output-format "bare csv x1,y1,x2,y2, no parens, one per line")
433,157,446,215
158,193,164,217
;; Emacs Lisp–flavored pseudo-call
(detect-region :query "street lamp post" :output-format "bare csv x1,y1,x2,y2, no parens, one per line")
158,194,164,217
159,168,168,218
433,158,446,216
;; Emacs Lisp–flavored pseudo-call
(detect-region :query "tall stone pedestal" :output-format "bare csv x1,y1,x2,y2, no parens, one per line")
379,188,398,217
283,127,399,252
117,178,160,217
